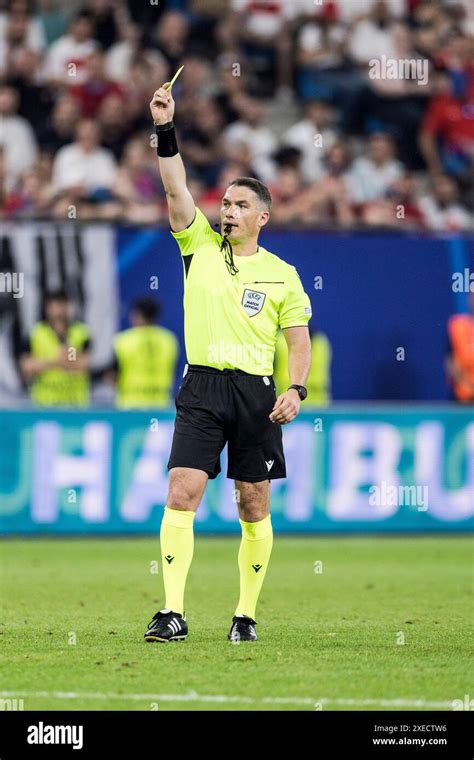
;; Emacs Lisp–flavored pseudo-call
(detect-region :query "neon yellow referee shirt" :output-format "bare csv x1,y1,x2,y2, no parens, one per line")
171,207,312,376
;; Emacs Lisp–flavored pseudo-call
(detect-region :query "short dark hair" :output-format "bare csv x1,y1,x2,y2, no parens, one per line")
228,177,272,210
42,289,69,320
133,297,160,323
72,10,94,25
44,289,69,304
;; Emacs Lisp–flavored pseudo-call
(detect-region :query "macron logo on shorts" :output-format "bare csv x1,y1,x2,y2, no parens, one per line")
265,460,274,471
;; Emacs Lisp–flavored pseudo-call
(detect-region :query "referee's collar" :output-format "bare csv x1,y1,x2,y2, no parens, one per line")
233,245,263,260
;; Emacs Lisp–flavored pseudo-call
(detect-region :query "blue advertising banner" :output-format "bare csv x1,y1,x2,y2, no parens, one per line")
117,228,474,401
1,407,472,534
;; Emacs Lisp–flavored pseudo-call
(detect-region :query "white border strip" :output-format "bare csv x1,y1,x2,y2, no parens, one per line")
0,691,452,708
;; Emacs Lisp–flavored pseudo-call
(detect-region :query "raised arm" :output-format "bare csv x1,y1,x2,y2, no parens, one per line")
150,83,195,232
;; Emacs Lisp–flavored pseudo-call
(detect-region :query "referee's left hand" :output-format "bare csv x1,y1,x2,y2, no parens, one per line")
269,389,301,425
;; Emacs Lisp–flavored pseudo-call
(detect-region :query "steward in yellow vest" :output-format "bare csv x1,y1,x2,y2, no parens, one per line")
113,297,179,408
19,290,92,406
273,327,331,405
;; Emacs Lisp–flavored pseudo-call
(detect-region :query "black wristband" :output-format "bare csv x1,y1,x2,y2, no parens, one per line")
154,120,179,158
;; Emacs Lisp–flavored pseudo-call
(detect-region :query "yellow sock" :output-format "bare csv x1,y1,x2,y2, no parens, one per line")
235,514,273,619
160,506,195,616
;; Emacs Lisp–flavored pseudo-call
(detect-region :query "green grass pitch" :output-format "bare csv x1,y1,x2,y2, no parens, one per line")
0,536,471,711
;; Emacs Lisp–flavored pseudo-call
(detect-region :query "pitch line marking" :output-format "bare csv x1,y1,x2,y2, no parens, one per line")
0,691,452,709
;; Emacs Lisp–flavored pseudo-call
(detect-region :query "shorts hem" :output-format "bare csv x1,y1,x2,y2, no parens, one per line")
227,471,287,482
167,463,220,480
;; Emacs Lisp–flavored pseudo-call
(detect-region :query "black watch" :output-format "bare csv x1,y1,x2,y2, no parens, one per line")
288,384,307,401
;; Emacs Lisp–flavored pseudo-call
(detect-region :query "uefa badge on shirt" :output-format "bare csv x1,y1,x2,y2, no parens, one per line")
242,289,266,317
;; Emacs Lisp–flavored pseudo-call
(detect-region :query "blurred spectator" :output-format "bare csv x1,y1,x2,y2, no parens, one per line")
38,93,80,153
418,173,472,231
104,19,139,81
34,0,69,46
6,163,53,219
175,55,214,127
52,118,116,194
153,10,189,70
69,49,123,117
346,132,403,204
222,138,257,178
349,0,398,63
0,0,46,76
419,62,474,188
283,100,338,183
446,291,474,404
42,10,97,85
114,136,161,223
361,170,425,228
228,0,296,98
308,142,356,226
18,289,92,407
82,0,129,50
97,93,134,158
223,94,277,183
180,97,225,187
269,165,317,225
0,85,38,192
326,0,406,22
111,297,179,408
6,47,53,129
348,21,430,168
104,20,168,84
214,52,247,125
121,54,168,126
295,10,365,105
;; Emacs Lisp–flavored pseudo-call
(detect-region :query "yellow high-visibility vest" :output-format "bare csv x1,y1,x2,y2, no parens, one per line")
114,325,179,408
273,329,332,405
30,321,91,406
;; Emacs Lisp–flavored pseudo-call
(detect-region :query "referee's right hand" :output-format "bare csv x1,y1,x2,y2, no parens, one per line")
150,84,175,125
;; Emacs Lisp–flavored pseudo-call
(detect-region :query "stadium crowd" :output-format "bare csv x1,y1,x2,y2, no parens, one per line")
0,0,473,230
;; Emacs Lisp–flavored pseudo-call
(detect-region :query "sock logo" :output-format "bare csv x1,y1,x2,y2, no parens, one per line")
252,564,263,573
265,460,274,471
165,555,175,564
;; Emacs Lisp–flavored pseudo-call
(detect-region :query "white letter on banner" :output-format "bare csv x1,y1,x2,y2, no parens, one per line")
31,422,111,523
327,423,401,520
415,422,474,520
121,423,174,521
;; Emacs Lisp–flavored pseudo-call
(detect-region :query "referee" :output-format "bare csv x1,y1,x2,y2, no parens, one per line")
144,79,312,643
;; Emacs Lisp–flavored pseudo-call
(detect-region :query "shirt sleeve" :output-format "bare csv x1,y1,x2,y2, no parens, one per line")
15,336,32,358
170,207,218,256
279,267,312,329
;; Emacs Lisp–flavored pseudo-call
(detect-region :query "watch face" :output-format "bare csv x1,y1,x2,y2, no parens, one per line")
291,385,307,400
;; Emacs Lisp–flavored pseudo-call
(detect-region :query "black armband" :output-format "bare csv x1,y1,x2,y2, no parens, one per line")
154,120,179,158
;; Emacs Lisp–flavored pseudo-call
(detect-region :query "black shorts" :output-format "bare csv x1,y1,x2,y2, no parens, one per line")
167,364,286,482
